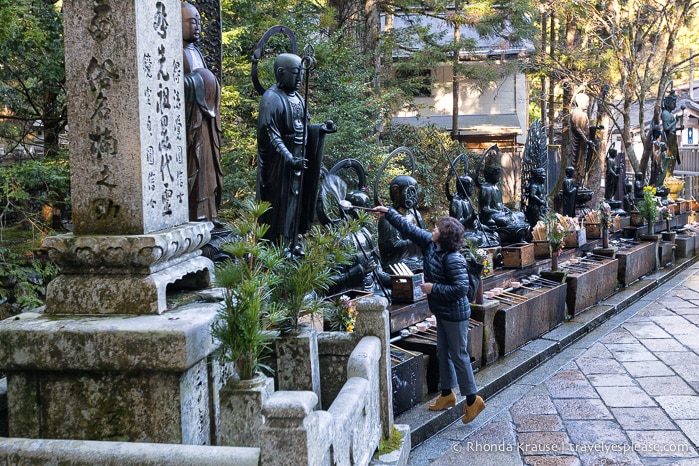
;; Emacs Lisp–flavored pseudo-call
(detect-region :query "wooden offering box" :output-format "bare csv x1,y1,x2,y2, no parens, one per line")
615,241,656,287
585,223,602,239
491,282,567,356
532,241,550,259
501,243,535,268
388,300,430,334
391,272,425,303
564,228,587,248
565,255,618,315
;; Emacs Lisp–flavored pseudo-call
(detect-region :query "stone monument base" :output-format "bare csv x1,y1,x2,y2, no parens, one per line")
45,255,212,315
42,222,214,315
0,303,223,444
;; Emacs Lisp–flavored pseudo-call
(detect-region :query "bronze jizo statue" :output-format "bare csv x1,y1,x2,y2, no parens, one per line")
649,124,669,188
661,88,682,177
633,172,645,201
570,91,603,188
378,175,424,271
478,164,531,244
326,190,391,296
623,177,635,213
570,93,593,185
256,52,336,244
182,2,223,226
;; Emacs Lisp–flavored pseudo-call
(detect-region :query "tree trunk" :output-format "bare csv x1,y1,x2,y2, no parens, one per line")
547,11,555,144
451,0,461,140
41,89,66,158
363,0,380,57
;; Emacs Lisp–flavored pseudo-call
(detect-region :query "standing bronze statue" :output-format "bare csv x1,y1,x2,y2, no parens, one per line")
634,172,645,201
570,88,606,191
661,88,683,177
182,2,223,226
570,92,594,186
623,177,635,213
256,52,336,244
649,124,669,188
524,168,548,227
561,167,577,218
605,148,620,201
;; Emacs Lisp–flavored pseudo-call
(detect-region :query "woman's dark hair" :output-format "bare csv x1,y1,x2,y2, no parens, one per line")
437,216,465,252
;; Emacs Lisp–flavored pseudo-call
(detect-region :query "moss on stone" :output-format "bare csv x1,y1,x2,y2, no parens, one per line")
375,425,403,457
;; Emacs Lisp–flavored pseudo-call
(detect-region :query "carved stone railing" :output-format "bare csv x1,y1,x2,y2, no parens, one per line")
0,438,259,465
0,337,384,465
260,336,382,466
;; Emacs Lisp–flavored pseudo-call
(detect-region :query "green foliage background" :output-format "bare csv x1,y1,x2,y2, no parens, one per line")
3,0,698,313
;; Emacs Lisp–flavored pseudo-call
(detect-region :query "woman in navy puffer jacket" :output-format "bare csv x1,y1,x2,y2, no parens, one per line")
374,206,485,424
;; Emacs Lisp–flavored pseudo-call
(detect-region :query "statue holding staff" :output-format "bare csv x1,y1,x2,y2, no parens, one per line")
256,50,336,245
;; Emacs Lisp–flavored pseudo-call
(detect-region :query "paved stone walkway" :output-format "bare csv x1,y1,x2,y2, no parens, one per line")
408,263,699,465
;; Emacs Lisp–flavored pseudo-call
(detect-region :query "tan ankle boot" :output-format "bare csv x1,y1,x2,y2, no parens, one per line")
462,395,485,423
429,392,456,411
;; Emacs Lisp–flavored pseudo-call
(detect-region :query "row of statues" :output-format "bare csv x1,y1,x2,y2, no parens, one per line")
181,5,687,297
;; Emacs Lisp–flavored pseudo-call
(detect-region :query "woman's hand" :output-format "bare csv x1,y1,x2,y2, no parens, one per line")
420,282,433,294
373,205,388,216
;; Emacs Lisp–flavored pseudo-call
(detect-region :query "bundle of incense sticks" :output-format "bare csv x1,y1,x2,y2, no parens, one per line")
389,262,413,276
585,210,600,224
532,221,546,241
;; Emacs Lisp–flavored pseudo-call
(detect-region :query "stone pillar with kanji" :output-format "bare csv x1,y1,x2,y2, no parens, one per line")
43,0,213,314
0,0,226,444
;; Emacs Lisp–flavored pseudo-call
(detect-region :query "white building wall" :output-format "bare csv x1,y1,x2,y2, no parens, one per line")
395,62,529,145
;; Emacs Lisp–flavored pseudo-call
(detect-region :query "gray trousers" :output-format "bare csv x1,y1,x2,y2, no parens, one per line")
436,317,477,396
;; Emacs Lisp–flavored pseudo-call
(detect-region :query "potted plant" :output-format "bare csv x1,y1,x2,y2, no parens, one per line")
211,199,285,447
637,185,659,237
270,218,362,405
212,199,284,380
272,220,362,333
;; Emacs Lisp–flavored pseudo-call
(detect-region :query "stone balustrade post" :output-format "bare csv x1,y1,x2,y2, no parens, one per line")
353,296,393,438
259,391,332,466
470,299,500,365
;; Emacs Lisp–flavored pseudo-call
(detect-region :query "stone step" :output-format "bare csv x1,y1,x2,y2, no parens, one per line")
396,254,698,448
